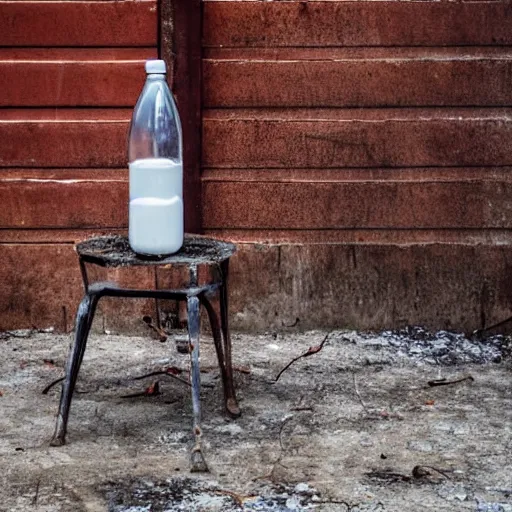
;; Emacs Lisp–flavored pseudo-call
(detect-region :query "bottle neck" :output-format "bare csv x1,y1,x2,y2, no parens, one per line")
146,73,166,81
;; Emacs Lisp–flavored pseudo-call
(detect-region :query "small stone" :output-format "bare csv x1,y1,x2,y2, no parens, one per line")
368,338,389,347
407,440,434,453
294,483,311,494
360,437,374,447
215,423,243,435
285,496,301,510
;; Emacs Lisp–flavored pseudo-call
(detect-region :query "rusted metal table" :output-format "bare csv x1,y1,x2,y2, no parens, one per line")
50,234,240,472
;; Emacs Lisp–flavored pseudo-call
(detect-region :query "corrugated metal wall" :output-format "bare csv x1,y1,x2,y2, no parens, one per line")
1,0,512,333
202,1,512,332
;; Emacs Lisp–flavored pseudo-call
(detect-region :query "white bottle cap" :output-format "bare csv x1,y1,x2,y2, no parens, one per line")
145,59,166,74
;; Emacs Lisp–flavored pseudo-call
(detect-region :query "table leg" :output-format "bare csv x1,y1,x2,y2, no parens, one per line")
187,295,208,472
50,293,99,446
202,294,240,418
219,261,241,417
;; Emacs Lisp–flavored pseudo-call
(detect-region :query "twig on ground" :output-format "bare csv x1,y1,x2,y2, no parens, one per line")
367,465,452,484
42,376,96,395
133,367,191,387
211,489,249,507
142,315,168,342
283,317,300,328
275,332,331,382
365,470,412,483
42,376,64,395
121,381,161,398
352,372,370,413
253,415,293,482
43,366,195,396
427,375,474,387
291,394,314,412
412,465,452,480
277,415,292,452
269,416,292,482
31,479,40,506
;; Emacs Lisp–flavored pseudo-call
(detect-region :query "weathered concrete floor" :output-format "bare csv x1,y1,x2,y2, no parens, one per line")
0,330,511,511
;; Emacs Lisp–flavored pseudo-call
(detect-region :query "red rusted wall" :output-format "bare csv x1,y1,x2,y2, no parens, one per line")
201,0,512,332
1,0,511,333
0,1,158,332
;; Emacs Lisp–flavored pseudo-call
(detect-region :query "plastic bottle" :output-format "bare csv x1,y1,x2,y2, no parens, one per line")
127,59,183,256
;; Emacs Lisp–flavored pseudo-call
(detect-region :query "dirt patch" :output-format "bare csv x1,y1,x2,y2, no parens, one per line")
0,329,511,511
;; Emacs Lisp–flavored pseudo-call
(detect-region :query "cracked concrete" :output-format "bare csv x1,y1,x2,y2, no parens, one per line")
0,330,511,511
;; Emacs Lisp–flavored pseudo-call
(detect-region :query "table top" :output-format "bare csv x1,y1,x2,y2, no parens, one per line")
76,235,236,268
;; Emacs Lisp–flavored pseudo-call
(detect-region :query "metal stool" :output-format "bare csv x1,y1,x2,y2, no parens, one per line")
50,234,240,472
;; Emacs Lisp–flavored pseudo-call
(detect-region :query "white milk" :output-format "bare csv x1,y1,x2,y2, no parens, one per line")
129,158,183,255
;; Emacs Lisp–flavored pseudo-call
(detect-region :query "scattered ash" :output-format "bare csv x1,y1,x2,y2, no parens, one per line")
102,477,322,511
341,326,511,366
